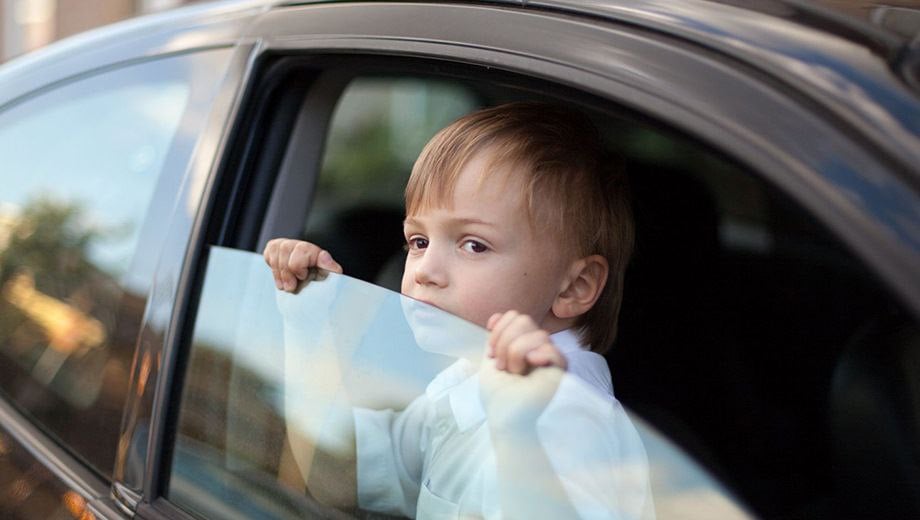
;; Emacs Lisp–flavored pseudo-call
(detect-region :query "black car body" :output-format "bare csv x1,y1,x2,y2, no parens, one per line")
1,1,918,519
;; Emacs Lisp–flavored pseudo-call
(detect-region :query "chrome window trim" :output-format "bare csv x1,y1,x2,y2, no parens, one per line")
0,398,110,502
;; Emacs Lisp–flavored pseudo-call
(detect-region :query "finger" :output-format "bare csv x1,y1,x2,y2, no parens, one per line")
317,250,343,274
486,313,503,331
268,241,286,290
493,313,535,370
489,311,520,369
263,238,278,266
493,313,536,353
488,310,520,349
268,239,283,270
485,313,504,357
493,313,538,371
278,240,298,275
525,344,567,370
289,241,321,279
280,269,299,292
506,329,550,375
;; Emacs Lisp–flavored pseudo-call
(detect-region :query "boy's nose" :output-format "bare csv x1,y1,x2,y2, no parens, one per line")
414,248,447,288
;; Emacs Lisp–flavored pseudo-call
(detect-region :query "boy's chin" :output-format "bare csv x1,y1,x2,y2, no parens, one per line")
400,298,485,361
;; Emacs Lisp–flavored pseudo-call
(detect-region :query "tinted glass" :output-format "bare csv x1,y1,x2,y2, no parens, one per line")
0,426,92,519
0,49,232,477
170,246,750,519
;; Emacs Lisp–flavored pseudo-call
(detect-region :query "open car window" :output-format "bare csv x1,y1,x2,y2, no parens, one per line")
169,246,751,519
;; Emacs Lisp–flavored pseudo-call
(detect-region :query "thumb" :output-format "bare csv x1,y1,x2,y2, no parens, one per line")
318,250,343,273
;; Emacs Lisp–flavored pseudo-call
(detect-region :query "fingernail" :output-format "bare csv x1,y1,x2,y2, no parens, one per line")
319,250,331,265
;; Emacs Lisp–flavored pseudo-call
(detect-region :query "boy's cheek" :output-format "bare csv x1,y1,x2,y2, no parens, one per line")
399,270,414,296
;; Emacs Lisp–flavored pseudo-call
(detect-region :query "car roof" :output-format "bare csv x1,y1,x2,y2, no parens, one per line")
0,0,276,79
2,0,918,178
494,0,919,165
4,0,916,69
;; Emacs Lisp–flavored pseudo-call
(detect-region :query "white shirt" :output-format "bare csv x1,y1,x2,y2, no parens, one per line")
354,329,655,519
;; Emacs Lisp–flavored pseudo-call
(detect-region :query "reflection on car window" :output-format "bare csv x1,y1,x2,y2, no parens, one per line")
171,247,752,519
0,49,232,476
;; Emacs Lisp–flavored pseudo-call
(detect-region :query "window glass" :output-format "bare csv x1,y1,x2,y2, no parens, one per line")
171,246,748,519
171,69,914,519
0,426,89,519
169,74,761,519
0,49,232,477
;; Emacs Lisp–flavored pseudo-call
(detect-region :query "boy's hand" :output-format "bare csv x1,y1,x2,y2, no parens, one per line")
479,357,563,429
486,311,567,375
263,238,343,292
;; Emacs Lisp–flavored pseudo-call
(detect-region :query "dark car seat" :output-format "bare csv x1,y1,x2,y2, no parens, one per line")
608,163,752,482
829,311,920,519
304,205,405,288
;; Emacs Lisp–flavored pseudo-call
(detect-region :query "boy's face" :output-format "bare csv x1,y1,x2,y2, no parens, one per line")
402,152,573,332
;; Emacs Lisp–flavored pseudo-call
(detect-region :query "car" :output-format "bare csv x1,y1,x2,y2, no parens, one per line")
0,0,918,518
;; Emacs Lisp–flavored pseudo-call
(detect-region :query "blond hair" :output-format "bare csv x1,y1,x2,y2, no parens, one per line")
405,102,634,353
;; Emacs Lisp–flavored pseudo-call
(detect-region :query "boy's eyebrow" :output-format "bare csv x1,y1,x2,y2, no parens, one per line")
404,216,497,227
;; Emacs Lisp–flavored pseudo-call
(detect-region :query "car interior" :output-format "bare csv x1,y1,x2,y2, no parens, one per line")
177,55,919,520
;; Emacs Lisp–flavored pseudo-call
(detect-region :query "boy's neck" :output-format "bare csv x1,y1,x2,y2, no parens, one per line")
540,314,575,336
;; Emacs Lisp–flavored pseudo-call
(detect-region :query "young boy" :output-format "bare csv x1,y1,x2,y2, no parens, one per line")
264,102,652,519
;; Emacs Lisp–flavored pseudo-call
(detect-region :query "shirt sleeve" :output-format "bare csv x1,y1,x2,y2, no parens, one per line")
537,374,656,520
354,395,432,517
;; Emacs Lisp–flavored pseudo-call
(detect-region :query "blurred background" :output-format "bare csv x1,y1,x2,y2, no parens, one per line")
0,0,211,63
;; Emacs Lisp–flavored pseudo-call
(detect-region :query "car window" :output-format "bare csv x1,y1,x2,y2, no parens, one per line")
169,246,751,519
169,64,917,519
0,48,232,477
303,77,479,289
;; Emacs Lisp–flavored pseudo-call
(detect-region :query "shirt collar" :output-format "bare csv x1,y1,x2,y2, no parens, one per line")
422,359,484,433
549,328,588,356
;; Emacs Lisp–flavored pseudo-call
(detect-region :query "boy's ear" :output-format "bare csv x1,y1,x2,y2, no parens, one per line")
552,255,609,320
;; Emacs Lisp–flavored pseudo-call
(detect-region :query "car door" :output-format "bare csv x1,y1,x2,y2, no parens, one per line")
0,25,253,520
135,2,919,519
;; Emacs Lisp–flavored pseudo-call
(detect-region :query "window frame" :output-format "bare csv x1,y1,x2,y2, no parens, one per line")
260,3,920,312
148,2,920,519
0,47,246,520
113,41,257,512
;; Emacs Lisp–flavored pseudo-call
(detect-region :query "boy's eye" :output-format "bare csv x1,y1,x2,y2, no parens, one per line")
461,240,488,254
406,237,429,250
